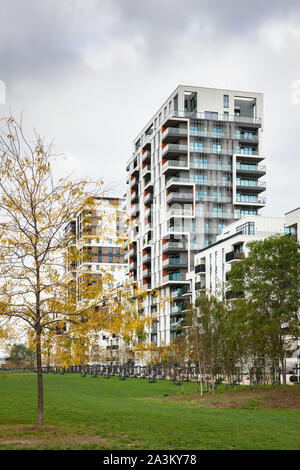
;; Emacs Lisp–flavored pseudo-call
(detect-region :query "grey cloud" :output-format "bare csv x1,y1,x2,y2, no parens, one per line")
0,0,299,217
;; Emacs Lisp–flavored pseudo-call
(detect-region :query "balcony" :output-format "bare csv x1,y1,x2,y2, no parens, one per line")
170,320,184,331
144,193,153,204
142,164,151,177
225,251,245,262
189,144,231,155
190,162,232,171
195,282,205,291
170,305,184,314
162,143,188,157
167,192,193,203
234,133,259,142
235,196,266,206
236,163,266,176
165,109,262,126
196,196,232,204
129,261,137,270
195,264,205,273
143,268,151,278
130,176,138,187
143,253,151,264
162,127,188,141
168,224,192,234
129,248,137,258
142,150,151,163
131,191,138,202
130,204,139,216
190,129,230,139
162,273,188,284
166,176,194,188
236,180,266,193
162,241,187,252
235,148,259,156
205,212,234,220
144,180,153,193
162,256,188,269
167,208,194,218
162,160,188,173
143,282,151,290
171,287,185,298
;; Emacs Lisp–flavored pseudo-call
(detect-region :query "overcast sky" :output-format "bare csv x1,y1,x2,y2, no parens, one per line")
0,0,299,216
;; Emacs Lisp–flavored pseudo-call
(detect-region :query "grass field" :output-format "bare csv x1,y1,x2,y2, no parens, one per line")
0,371,299,450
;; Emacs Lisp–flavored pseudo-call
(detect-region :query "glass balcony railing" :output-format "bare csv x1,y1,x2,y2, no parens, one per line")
167,192,194,202
162,127,188,138
235,148,259,156
163,273,187,282
236,196,266,204
236,180,266,188
166,109,261,125
163,257,188,267
167,208,194,217
190,162,232,171
162,143,188,154
162,160,188,171
236,163,266,172
162,241,187,251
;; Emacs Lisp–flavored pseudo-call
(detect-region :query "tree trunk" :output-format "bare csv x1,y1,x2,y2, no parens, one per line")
36,333,44,426
281,355,287,389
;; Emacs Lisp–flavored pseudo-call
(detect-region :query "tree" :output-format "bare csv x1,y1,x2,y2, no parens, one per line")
8,343,36,367
228,234,300,386
0,116,148,426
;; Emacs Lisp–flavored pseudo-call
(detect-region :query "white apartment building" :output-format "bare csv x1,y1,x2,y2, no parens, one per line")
189,215,284,301
126,85,266,345
188,206,300,373
65,196,128,361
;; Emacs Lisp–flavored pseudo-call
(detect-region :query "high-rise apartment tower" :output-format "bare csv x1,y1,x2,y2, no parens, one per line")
126,85,266,345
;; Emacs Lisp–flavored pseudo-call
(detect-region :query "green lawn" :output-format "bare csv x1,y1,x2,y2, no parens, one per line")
0,371,299,450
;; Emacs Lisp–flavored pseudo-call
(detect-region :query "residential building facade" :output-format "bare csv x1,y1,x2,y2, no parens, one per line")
126,85,266,345
65,196,128,361
188,215,285,303
188,208,300,375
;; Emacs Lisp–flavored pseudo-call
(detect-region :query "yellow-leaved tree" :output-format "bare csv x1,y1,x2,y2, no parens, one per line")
0,116,149,426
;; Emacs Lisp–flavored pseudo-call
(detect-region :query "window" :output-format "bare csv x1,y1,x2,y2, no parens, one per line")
236,209,257,218
224,111,229,120
213,143,222,153
214,191,222,201
196,190,208,200
191,173,208,184
236,222,255,235
223,95,229,108
190,141,203,151
205,111,218,120
236,193,257,203
190,125,199,136
214,207,222,215
193,158,207,168
213,127,222,138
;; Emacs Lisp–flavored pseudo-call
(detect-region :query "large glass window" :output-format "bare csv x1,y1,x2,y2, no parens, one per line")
223,95,229,108
213,143,222,153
